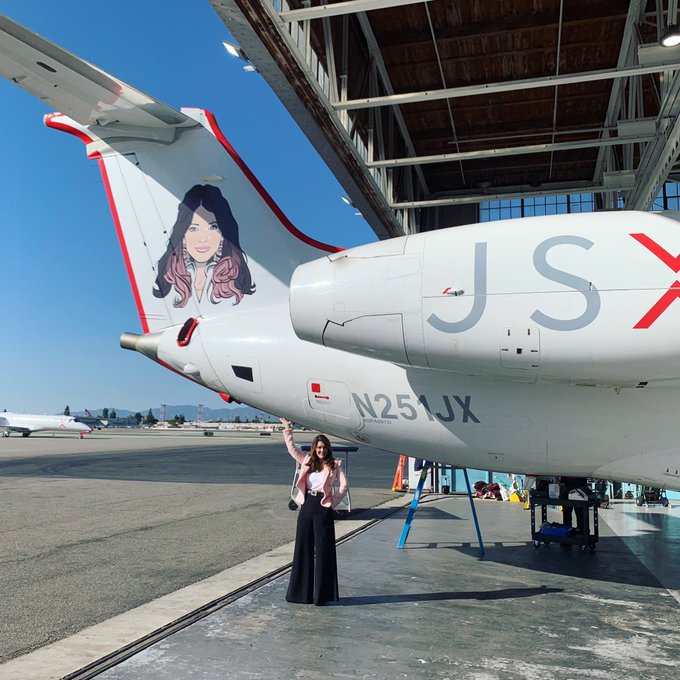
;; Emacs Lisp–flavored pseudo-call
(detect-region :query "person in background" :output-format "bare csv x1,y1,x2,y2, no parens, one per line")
561,476,589,534
280,418,348,606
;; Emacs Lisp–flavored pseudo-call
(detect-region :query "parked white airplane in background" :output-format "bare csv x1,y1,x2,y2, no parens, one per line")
1,15,680,489
0,411,92,438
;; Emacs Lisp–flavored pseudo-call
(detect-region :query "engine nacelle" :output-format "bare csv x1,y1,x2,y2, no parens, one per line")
290,212,680,384
290,237,426,366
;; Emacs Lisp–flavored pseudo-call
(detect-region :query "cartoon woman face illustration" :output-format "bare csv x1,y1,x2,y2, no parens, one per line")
184,205,222,264
153,184,255,308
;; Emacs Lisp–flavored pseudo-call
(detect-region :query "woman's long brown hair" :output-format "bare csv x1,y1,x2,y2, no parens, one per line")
306,434,336,473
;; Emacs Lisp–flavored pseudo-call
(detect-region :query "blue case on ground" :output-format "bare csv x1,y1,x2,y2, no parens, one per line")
540,524,571,537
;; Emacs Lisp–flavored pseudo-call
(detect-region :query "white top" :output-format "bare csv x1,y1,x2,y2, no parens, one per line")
186,260,216,304
307,471,324,490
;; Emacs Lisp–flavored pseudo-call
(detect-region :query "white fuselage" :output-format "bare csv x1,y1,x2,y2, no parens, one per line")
145,303,680,491
0,412,92,437
135,210,680,491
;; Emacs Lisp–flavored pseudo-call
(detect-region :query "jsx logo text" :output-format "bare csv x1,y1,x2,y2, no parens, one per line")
631,233,680,329
427,233,680,333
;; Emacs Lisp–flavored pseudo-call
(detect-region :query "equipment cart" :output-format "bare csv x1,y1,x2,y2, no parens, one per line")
635,486,670,507
530,495,600,552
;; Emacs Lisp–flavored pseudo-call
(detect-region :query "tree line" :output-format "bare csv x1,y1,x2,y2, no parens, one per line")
63,405,158,425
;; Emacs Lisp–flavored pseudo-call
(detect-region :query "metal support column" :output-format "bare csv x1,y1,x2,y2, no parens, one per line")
463,468,485,556
397,464,431,548
397,465,485,556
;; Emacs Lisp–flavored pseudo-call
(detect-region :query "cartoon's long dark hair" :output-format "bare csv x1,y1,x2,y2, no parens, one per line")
153,184,255,308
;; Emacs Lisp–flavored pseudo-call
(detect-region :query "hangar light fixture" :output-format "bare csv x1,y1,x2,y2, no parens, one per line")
340,195,362,216
661,25,680,47
222,40,249,61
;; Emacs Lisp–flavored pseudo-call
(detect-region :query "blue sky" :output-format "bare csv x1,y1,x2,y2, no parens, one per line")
0,1,377,414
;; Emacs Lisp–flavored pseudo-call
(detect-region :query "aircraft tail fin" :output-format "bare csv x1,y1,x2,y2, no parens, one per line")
46,109,339,333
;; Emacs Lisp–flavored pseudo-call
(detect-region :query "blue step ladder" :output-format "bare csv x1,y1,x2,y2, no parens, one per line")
397,465,485,556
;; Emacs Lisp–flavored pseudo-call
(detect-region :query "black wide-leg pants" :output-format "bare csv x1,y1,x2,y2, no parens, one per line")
286,494,339,605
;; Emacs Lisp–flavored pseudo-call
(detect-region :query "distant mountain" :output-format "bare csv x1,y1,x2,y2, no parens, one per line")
74,405,278,422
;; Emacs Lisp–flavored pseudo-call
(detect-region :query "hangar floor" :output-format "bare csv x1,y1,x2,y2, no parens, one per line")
13,494,678,680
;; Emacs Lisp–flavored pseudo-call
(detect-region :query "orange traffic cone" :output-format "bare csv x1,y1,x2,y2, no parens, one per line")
392,455,407,492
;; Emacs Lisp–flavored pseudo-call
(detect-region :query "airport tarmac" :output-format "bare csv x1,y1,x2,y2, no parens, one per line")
91,500,680,680
0,429,401,668
2,467,680,679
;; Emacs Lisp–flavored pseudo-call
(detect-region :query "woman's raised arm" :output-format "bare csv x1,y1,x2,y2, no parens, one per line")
280,417,306,464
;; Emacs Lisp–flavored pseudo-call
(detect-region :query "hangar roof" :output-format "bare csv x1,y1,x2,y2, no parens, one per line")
211,0,680,238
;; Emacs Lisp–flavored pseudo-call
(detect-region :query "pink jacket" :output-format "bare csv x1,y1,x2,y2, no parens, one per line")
284,429,349,508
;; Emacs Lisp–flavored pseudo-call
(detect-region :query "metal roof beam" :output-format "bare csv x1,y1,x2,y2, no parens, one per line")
368,135,654,168
210,0,404,238
354,12,429,196
627,69,680,208
279,0,431,22
593,0,645,183
334,62,680,110
392,184,629,209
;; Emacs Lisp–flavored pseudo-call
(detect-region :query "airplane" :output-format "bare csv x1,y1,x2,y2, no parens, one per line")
1,14,680,490
0,411,92,438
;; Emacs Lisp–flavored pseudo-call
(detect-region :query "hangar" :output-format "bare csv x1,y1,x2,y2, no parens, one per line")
211,0,680,237
1,6,680,678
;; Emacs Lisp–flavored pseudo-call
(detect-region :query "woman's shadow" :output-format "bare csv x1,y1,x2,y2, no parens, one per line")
330,585,561,606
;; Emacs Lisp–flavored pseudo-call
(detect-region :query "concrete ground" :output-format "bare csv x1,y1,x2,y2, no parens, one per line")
5,494,678,680
101,498,679,680
0,430,401,665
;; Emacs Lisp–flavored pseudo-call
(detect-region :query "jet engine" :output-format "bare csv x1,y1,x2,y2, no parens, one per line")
290,237,427,368
289,214,680,384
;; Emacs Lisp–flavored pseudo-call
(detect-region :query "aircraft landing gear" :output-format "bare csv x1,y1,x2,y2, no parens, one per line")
2,430,9,437
22,432,30,437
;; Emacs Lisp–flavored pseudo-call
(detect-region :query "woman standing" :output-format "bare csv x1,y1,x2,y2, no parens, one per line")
280,418,349,606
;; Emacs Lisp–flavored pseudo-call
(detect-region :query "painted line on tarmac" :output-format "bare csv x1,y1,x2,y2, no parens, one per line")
0,496,408,680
